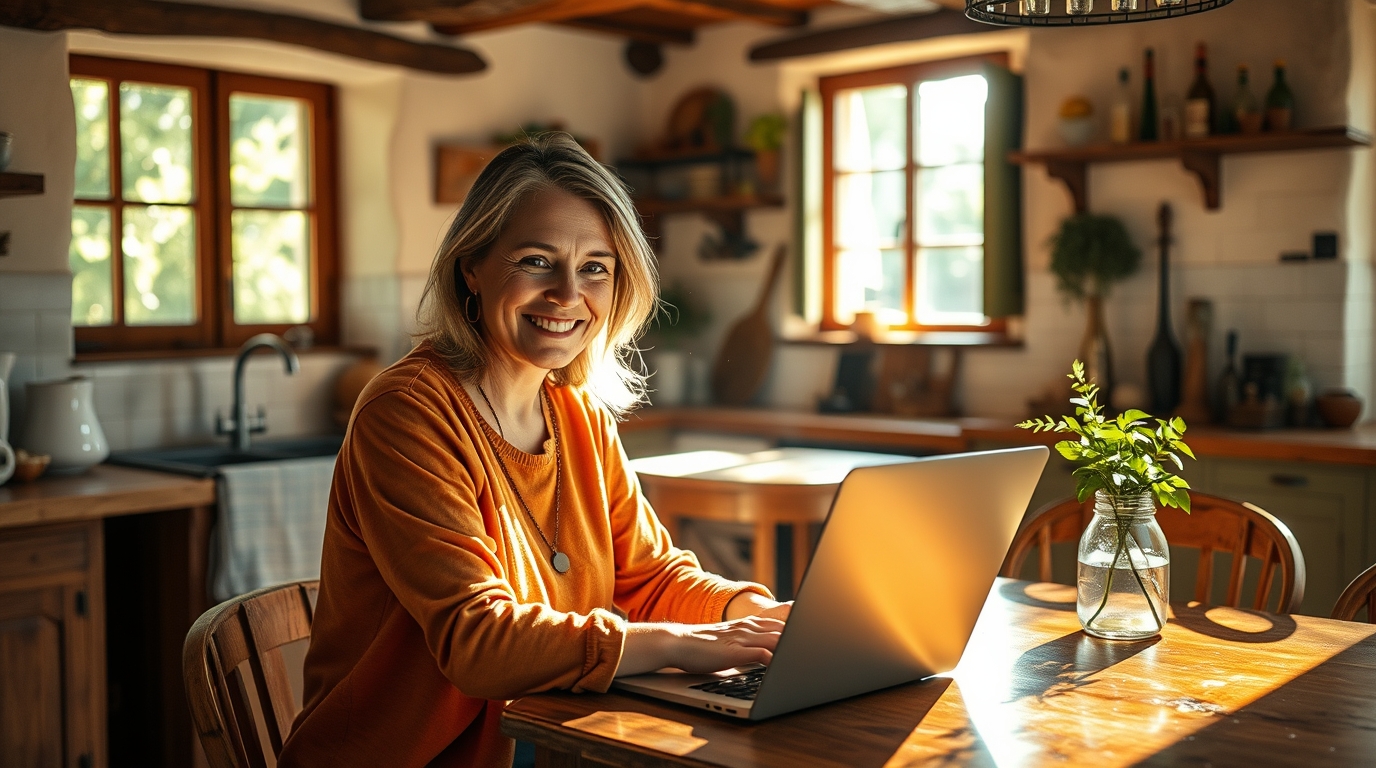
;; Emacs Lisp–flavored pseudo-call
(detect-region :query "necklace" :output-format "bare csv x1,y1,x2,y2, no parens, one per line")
476,383,570,574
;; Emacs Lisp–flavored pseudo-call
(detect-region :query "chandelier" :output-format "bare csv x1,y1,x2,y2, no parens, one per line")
965,0,1235,26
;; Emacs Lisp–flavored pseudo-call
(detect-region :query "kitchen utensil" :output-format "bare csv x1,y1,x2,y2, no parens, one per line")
1146,202,1181,414
1175,298,1212,422
1316,389,1363,428
12,449,49,482
23,376,109,474
710,244,787,406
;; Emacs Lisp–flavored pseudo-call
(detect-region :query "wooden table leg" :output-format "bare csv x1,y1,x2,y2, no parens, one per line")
752,519,776,594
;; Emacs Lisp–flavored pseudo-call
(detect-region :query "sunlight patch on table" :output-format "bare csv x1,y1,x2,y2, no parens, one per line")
562,711,707,756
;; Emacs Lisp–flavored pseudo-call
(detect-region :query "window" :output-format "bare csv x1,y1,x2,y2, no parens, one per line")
820,56,1004,332
69,56,338,354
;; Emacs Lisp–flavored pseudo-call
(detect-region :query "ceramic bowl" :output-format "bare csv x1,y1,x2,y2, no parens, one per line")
13,450,51,483
1316,389,1363,428
1058,116,1096,147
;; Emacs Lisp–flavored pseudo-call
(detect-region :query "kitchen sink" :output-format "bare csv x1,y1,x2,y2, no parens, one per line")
108,434,344,477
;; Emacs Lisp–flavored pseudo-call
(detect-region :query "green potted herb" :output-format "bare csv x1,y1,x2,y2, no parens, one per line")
1049,213,1141,402
646,283,711,406
743,113,787,194
1019,360,1195,640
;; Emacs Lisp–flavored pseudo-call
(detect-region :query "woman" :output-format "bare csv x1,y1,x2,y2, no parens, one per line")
279,134,789,768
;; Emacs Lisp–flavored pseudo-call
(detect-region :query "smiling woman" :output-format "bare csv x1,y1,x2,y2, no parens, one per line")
277,134,791,768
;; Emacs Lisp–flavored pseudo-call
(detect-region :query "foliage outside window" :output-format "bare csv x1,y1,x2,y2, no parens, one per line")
68,56,338,354
819,56,1003,332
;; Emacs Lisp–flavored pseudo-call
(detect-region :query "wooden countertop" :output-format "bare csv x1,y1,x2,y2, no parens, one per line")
0,464,216,529
624,407,1376,466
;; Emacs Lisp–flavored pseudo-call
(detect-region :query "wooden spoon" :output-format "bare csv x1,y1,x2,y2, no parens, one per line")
710,244,788,406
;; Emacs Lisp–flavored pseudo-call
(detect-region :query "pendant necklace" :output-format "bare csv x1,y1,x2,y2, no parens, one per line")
477,384,570,574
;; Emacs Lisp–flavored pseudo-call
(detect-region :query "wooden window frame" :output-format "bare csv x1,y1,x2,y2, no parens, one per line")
69,55,339,355
819,53,1008,334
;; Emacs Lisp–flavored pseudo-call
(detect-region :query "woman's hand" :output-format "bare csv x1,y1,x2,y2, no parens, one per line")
723,590,793,622
616,616,786,677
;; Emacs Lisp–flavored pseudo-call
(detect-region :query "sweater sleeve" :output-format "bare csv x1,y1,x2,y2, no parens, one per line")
598,409,773,624
340,386,625,701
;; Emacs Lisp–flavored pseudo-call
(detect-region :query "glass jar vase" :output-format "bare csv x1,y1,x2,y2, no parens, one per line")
1076,491,1170,640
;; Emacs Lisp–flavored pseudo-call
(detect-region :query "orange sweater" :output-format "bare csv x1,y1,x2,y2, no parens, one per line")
278,343,768,768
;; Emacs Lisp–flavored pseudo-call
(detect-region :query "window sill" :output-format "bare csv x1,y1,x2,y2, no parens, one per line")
73,344,378,365
779,329,1022,348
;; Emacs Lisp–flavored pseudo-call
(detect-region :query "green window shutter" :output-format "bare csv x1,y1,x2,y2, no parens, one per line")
983,62,1024,318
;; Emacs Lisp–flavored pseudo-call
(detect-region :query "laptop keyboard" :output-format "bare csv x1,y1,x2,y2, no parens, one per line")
689,669,766,700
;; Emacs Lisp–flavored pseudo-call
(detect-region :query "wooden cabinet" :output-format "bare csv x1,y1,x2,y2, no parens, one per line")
0,521,105,768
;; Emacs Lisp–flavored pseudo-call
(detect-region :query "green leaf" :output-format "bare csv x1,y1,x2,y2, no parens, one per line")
1176,441,1196,460
1175,487,1192,513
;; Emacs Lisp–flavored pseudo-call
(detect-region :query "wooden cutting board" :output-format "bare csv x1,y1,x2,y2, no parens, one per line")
710,244,787,406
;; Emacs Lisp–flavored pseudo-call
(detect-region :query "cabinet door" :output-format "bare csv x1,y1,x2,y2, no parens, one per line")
0,586,66,768
1208,460,1367,617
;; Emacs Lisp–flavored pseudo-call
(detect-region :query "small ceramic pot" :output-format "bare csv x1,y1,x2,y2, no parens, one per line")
1316,389,1362,428
1058,116,1096,147
22,376,108,474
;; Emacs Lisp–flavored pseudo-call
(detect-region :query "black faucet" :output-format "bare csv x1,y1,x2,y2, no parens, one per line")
216,334,300,451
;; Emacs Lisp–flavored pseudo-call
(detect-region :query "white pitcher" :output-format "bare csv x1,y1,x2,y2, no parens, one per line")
23,376,108,475
0,352,14,485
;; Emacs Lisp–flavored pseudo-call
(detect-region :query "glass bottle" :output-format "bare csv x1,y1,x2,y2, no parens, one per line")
1109,67,1134,144
1022,0,1051,15
1077,491,1169,641
1140,48,1159,141
1068,0,1092,14
1184,42,1214,139
1266,59,1295,131
1233,65,1261,134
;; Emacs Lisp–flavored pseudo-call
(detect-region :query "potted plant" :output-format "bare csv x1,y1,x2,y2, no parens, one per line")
1020,361,1195,640
744,113,787,194
1049,213,1141,403
646,283,711,406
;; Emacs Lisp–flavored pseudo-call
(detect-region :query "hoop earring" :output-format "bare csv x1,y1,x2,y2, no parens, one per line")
464,294,482,324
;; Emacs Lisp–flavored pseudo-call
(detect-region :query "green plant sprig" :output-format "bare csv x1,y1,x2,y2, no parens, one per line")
1018,360,1196,513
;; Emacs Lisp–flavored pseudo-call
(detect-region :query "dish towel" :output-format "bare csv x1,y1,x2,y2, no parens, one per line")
212,455,336,601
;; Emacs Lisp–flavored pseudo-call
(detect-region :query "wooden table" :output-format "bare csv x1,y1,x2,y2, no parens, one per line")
502,579,1376,766
629,448,913,594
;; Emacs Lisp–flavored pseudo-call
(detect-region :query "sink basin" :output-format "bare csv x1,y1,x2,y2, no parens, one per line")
109,435,344,477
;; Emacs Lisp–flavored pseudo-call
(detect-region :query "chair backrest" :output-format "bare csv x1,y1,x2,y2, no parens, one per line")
1332,563,1376,623
183,580,318,768
1002,492,1306,613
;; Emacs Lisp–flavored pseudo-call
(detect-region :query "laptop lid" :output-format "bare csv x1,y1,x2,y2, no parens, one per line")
748,446,1048,719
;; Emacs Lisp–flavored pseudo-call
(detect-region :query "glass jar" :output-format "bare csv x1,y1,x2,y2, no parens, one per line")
1076,491,1170,640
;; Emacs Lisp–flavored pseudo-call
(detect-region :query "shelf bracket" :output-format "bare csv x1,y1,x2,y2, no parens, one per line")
1044,160,1088,213
1179,150,1221,210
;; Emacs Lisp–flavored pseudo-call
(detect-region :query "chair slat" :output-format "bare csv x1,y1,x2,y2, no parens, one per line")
1194,547,1213,605
228,664,271,768
1252,540,1276,611
1037,526,1052,583
1224,519,1249,607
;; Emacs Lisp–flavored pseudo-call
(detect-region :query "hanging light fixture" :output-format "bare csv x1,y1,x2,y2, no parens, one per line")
966,0,1235,26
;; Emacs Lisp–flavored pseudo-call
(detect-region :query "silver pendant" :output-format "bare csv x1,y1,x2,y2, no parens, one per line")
552,551,570,574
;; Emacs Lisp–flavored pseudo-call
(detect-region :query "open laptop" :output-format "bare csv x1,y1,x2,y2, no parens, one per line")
614,446,1049,720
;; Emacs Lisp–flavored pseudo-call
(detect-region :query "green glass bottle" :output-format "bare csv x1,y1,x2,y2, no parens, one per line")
1265,59,1294,131
1140,48,1159,141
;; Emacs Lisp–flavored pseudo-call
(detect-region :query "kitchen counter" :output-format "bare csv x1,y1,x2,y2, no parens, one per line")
0,463,216,529
623,407,1376,466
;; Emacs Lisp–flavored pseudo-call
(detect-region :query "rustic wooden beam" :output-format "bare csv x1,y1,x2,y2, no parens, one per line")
748,8,991,61
560,17,695,44
433,0,802,34
0,0,487,75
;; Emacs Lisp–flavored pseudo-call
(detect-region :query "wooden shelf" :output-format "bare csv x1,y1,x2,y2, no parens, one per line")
1009,126,1371,212
0,171,44,198
634,192,783,216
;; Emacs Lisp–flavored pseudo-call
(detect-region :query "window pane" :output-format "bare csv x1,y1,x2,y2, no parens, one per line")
834,85,907,172
123,205,197,326
120,83,194,204
835,248,906,326
70,206,114,326
916,246,984,325
230,94,311,208
232,210,311,325
836,171,905,249
916,164,984,246
916,74,987,167
71,79,111,200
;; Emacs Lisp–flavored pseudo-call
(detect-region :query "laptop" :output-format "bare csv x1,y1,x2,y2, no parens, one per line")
613,446,1049,720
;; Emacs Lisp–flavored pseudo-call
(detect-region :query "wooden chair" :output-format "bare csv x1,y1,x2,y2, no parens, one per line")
1002,492,1306,613
182,580,318,768
1332,563,1376,623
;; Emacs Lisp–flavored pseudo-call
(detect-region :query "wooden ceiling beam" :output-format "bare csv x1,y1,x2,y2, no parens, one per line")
0,0,486,74
560,17,695,44
748,8,991,61
432,0,803,33
662,0,806,26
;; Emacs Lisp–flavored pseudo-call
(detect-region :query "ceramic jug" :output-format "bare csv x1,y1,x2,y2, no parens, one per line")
24,376,108,474
0,352,14,485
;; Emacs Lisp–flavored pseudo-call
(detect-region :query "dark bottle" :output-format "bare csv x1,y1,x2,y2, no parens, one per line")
1140,48,1159,141
1215,330,1240,423
1265,59,1295,131
1184,42,1215,138
1147,202,1182,414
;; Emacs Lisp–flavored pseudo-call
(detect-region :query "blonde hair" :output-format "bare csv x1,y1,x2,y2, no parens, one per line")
415,133,658,414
